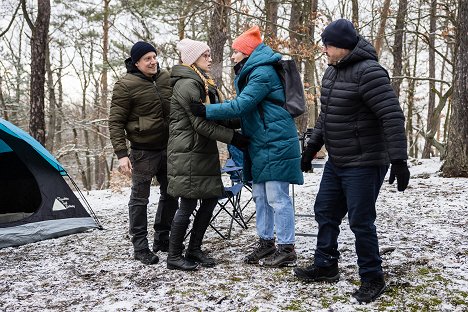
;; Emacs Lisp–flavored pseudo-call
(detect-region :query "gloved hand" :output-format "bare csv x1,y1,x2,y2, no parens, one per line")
389,160,410,191
231,132,250,150
190,101,206,117
301,146,316,172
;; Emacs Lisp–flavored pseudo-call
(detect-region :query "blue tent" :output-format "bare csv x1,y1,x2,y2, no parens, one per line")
0,119,100,248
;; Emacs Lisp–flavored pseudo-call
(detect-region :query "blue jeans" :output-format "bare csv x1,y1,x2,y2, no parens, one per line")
252,181,295,245
313,161,388,281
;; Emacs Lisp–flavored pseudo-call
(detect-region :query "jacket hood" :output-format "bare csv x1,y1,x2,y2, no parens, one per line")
335,36,378,68
237,43,282,82
170,64,204,88
124,57,160,80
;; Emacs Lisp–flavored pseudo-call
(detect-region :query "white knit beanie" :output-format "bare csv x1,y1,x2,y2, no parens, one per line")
176,38,210,65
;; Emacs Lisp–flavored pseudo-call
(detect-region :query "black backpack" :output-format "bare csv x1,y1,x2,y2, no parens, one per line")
272,59,306,118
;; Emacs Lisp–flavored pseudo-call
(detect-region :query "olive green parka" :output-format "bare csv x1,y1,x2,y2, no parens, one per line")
109,59,171,158
167,65,237,199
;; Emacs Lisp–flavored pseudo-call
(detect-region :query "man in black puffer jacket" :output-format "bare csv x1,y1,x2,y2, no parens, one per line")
294,19,410,303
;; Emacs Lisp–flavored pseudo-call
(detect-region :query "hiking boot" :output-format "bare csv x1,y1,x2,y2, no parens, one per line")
244,238,276,264
134,248,159,265
153,240,169,253
261,244,297,267
293,263,340,282
186,249,216,268
352,276,386,303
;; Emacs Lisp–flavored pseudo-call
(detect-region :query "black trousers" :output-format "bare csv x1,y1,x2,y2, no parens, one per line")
128,149,178,251
172,197,217,248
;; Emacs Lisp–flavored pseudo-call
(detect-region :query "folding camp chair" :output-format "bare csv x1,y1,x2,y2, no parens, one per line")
207,159,255,239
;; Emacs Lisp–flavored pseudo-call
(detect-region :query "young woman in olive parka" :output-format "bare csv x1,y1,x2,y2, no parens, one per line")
166,38,249,271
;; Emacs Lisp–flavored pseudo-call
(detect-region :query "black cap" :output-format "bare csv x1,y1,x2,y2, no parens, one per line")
130,41,157,64
321,19,358,50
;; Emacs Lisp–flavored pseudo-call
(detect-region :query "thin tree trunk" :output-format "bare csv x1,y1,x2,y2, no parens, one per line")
56,48,63,147
351,0,359,29
422,0,438,158
96,0,111,189
208,0,231,87
441,0,468,177
302,0,318,133
264,0,279,40
45,43,57,152
0,75,9,120
373,0,391,57
25,0,50,145
392,0,408,98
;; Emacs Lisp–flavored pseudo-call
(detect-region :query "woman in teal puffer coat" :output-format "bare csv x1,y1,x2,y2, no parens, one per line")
167,38,249,271
191,26,303,268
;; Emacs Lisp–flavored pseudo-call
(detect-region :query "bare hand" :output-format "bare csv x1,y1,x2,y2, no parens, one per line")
118,156,133,177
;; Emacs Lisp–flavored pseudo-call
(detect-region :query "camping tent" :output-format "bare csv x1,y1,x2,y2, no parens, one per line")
0,118,101,248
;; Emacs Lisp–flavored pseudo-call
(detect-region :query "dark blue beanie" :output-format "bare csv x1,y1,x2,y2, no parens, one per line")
321,19,358,50
130,41,157,64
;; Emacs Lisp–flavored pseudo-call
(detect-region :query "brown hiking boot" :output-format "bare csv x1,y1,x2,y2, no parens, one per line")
261,244,297,267
244,238,276,264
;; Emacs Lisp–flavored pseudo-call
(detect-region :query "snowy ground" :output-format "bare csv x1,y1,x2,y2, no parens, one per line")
1,158,467,311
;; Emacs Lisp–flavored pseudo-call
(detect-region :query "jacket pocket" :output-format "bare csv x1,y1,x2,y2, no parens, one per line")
129,116,160,135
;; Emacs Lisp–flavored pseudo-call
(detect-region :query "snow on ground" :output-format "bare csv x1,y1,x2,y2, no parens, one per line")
1,158,467,311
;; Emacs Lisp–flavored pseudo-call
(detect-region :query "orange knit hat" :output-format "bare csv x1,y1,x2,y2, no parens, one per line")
232,25,263,56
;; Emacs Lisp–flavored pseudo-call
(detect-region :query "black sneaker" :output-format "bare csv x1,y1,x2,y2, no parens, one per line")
153,240,169,253
134,248,159,265
352,276,386,303
244,238,276,264
261,244,297,267
293,263,340,282
186,249,216,268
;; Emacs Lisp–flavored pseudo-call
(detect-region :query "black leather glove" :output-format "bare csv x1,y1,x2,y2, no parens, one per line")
231,132,250,150
190,101,206,117
389,160,410,191
301,146,316,172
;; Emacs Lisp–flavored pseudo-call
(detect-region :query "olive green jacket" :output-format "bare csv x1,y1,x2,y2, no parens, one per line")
167,65,236,199
109,59,171,158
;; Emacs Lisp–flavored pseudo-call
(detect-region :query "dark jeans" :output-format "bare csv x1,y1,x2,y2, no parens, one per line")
172,197,217,247
313,161,388,281
128,149,178,251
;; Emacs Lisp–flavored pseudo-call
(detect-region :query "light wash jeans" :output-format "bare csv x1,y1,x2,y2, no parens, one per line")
252,181,295,245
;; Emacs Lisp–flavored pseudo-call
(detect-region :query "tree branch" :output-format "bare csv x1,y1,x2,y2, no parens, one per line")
20,0,35,31
391,75,451,85
0,2,21,38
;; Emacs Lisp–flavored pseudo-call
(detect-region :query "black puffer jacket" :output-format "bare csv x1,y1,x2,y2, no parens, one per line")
306,36,407,167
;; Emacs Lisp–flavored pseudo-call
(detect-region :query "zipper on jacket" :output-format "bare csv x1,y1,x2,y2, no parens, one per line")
153,81,166,119
323,69,338,140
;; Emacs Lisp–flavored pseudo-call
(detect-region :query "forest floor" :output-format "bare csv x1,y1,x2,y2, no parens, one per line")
1,158,467,311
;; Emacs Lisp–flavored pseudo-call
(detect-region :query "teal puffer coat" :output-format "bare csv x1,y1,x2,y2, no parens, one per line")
206,44,303,185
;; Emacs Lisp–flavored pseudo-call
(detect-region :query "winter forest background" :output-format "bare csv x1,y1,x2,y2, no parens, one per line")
0,0,467,190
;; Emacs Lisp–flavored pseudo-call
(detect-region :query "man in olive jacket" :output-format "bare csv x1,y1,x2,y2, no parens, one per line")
109,41,178,265
294,20,410,303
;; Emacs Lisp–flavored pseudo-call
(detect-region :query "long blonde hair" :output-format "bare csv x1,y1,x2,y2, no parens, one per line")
188,64,224,104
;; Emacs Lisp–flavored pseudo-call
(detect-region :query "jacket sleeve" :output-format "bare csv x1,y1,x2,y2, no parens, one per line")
205,67,272,120
175,80,234,144
306,112,325,153
359,65,408,160
109,79,131,159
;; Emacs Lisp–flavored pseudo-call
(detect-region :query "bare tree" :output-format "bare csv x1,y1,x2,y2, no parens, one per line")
422,0,438,158
22,0,51,145
442,0,468,177
373,0,391,57
208,0,231,86
392,0,408,98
